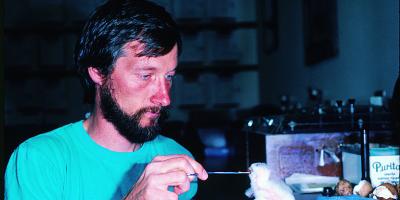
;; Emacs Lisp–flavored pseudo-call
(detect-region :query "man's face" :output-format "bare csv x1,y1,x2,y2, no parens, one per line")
99,42,177,143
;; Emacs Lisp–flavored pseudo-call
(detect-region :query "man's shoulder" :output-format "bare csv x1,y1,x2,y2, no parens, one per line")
152,134,183,148
18,121,82,153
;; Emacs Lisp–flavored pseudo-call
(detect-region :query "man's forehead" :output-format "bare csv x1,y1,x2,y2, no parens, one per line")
122,40,147,55
121,40,178,58
117,41,178,71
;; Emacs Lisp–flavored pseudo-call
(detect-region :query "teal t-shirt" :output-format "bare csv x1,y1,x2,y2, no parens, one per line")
5,120,197,200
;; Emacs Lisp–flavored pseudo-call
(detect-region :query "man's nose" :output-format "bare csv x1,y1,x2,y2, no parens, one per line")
150,80,171,107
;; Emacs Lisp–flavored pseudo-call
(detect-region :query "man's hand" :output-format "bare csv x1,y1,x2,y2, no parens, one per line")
124,155,208,200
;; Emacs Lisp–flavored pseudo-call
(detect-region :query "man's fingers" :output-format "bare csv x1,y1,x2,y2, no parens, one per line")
148,171,191,193
152,154,192,162
124,170,183,200
144,189,179,200
151,155,208,180
148,157,195,176
125,155,207,199
174,180,190,195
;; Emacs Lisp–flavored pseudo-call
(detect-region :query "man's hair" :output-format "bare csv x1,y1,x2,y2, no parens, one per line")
74,0,181,102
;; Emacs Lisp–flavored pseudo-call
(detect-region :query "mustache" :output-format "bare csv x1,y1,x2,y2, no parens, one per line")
135,106,170,117
147,107,161,113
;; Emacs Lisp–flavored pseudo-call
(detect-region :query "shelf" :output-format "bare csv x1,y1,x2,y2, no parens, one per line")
177,63,258,75
179,104,206,110
178,20,276,33
4,22,84,35
179,103,239,110
178,20,257,33
5,66,78,80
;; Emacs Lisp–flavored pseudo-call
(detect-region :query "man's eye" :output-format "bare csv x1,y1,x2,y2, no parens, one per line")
165,74,175,81
140,74,151,80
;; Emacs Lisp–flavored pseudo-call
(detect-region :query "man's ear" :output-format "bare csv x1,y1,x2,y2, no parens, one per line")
88,67,105,85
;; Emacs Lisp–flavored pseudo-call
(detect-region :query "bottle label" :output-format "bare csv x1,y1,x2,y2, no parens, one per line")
370,155,400,187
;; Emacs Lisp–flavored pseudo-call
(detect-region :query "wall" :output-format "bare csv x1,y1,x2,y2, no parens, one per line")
4,0,260,125
259,0,399,106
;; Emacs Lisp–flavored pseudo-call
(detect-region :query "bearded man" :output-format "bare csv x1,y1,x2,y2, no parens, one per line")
5,1,208,199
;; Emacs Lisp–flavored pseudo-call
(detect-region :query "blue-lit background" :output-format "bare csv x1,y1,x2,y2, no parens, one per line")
3,0,399,199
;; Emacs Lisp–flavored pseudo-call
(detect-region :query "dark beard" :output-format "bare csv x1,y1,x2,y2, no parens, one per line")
99,81,165,144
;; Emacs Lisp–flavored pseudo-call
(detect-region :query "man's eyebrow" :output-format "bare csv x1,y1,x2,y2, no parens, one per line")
134,65,177,72
168,67,177,73
135,66,157,71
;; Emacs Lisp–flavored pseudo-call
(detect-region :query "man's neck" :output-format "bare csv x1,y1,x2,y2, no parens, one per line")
83,112,142,152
